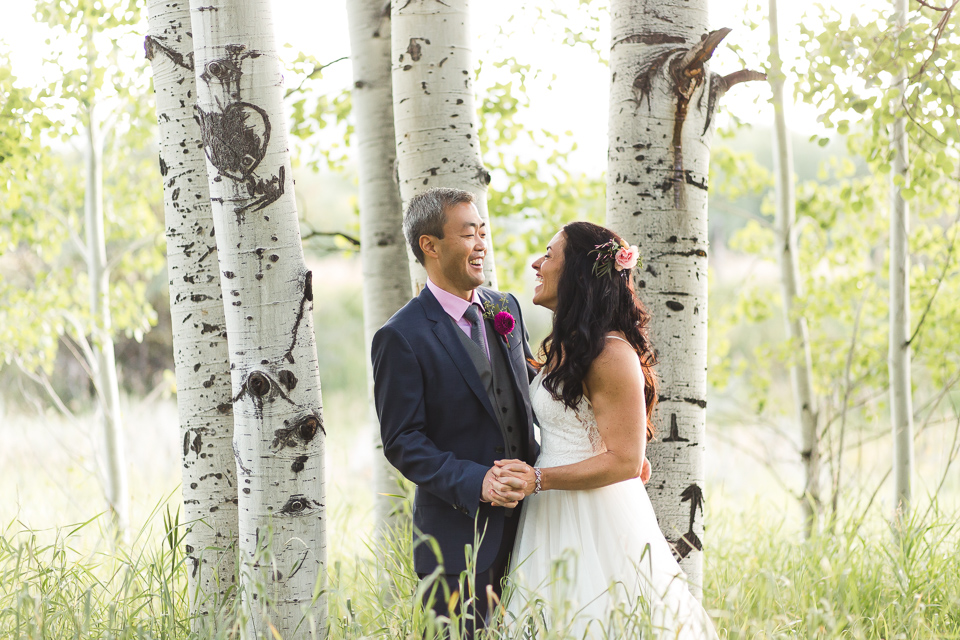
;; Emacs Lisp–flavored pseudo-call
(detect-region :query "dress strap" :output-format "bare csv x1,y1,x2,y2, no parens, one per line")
605,335,630,345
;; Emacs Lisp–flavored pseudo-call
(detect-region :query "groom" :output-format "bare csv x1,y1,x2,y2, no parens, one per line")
371,187,539,630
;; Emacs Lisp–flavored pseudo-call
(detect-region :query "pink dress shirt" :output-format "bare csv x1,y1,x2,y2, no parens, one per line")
426,278,491,361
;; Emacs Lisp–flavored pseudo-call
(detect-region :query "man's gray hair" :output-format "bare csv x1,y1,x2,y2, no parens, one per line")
403,188,476,265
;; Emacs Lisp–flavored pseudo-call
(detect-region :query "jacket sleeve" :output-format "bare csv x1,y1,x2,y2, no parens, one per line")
371,324,489,517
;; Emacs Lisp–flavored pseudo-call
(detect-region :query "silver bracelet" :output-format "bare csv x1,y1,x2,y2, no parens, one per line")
533,467,542,495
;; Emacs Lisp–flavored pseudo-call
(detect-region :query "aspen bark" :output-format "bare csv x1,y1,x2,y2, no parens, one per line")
83,100,130,541
606,0,762,597
769,0,820,536
189,0,326,636
346,0,413,533
391,0,497,292
145,0,238,622
889,0,914,517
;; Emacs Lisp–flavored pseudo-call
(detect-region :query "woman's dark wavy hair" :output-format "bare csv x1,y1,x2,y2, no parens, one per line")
540,221,658,440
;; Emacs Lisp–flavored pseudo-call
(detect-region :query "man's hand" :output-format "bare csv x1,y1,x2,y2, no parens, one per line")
640,456,651,485
494,459,538,498
481,466,524,507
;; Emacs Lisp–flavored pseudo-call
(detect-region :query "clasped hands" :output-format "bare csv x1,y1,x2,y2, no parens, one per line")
481,457,652,508
480,460,535,508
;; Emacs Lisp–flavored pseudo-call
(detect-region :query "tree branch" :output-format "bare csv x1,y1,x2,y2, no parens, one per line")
915,0,956,10
909,0,960,83
907,202,960,347
300,228,361,248
285,56,349,99
710,427,802,501
718,69,767,93
14,360,79,423
105,235,159,274
832,292,867,517
677,28,731,78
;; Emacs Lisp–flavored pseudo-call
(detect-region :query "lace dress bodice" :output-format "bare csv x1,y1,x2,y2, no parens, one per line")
531,371,607,467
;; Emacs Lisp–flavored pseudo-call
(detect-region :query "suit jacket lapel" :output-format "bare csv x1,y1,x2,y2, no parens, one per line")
419,287,499,423
478,289,529,401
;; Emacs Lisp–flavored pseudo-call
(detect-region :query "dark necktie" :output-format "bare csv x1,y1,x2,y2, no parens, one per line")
462,304,487,357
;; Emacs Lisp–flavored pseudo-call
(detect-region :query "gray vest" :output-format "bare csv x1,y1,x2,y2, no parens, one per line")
453,318,527,462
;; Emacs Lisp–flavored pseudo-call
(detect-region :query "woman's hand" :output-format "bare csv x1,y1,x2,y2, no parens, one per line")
493,459,538,498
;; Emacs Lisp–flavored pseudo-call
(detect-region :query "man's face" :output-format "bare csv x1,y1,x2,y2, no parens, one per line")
434,201,487,294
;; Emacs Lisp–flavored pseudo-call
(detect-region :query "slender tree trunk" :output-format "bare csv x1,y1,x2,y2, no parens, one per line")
84,101,130,541
769,0,820,536
145,0,238,624
190,1,326,636
391,0,497,291
347,0,412,534
607,0,761,597
890,0,914,518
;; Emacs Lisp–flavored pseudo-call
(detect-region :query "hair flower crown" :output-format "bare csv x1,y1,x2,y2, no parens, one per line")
589,239,640,278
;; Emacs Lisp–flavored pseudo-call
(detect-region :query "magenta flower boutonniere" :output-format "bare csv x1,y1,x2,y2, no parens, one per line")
483,296,515,348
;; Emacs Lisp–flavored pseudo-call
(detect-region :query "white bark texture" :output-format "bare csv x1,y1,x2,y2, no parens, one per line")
769,0,820,535
189,1,326,636
889,0,914,516
346,0,413,532
391,0,497,292
607,0,717,596
146,0,238,620
84,102,130,540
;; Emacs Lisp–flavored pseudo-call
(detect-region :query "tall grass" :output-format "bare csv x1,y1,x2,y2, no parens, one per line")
2,495,959,639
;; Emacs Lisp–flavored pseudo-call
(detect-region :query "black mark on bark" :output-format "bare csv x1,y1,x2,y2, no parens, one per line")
279,494,319,515
661,414,689,442
144,35,195,71
196,102,269,178
246,371,271,397
406,37,429,62
233,440,252,475
614,33,686,46
291,455,308,473
669,484,704,560
285,271,312,361
665,300,684,311
278,369,298,391
271,413,322,451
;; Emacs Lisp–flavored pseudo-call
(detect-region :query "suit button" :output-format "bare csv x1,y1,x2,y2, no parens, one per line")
501,407,508,413
495,447,504,454
511,446,518,453
507,426,513,432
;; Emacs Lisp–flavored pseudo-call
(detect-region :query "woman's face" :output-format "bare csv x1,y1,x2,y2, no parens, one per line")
532,230,565,311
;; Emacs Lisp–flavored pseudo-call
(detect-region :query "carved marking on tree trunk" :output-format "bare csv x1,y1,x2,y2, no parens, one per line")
144,35,195,71
661,413,689,442
669,483,704,560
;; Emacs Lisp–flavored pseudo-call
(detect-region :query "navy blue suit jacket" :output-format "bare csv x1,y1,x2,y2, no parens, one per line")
371,285,539,575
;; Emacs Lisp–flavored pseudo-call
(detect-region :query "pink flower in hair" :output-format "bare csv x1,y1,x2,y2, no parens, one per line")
615,245,639,271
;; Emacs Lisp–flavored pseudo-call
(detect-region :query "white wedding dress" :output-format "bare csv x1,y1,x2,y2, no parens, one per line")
504,366,718,639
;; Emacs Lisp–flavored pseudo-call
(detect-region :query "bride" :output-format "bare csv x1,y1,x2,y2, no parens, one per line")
492,222,718,639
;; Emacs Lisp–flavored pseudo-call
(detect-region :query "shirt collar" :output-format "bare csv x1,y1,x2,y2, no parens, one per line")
426,278,481,322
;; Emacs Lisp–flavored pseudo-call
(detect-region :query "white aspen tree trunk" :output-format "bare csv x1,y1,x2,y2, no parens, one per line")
189,1,326,636
346,0,413,534
145,0,238,623
84,101,130,541
391,0,497,292
889,0,914,518
769,0,820,536
607,0,762,597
